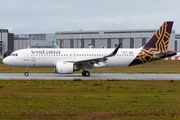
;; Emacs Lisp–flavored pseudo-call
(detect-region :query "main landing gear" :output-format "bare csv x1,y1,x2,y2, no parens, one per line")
82,71,90,77
24,67,29,76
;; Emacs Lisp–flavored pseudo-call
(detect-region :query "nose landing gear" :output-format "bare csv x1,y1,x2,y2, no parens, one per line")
24,67,29,76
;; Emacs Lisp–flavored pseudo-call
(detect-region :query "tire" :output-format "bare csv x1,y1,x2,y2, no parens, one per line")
85,71,90,77
82,71,86,76
24,72,29,76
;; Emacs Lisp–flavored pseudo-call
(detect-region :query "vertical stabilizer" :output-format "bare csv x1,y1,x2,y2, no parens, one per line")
129,21,174,66
143,21,173,52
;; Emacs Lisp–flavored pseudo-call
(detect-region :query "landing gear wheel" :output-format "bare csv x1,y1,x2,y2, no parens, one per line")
25,67,29,76
82,71,90,77
85,71,90,77
24,72,29,76
82,71,86,76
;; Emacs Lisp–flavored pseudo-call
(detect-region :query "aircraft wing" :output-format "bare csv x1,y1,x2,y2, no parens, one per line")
61,43,121,69
72,43,121,69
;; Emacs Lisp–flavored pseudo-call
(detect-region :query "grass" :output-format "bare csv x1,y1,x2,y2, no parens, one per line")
1,60,180,119
1,80,180,119
1,60,180,73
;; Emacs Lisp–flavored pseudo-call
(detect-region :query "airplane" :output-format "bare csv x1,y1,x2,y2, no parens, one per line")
53,43,60,49
3,21,176,77
89,44,94,49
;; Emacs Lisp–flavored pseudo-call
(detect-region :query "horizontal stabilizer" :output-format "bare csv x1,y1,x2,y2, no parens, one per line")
153,51,177,58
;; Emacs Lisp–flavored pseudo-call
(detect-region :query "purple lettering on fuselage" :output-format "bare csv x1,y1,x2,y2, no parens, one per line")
31,50,61,54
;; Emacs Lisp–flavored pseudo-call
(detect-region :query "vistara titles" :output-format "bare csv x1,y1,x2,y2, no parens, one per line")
31,50,61,54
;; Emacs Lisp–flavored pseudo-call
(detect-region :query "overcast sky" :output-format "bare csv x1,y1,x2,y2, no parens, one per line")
0,0,180,34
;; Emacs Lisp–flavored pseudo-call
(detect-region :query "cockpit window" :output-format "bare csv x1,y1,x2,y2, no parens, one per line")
10,53,18,56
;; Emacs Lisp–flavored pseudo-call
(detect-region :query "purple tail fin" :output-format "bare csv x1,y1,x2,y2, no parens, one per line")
129,21,174,66
143,21,173,52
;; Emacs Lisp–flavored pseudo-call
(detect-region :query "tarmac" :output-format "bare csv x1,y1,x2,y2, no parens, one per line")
0,73,180,80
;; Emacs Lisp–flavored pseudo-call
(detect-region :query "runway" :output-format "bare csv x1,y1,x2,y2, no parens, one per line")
0,73,180,80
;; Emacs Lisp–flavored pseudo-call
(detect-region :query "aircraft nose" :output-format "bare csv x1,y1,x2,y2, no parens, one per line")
3,57,10,65
3,57,8,65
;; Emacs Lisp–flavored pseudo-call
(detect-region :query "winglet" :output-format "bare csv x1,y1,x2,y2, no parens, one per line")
106,43,121,57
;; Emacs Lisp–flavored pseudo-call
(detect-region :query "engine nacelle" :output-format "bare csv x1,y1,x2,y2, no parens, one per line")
55,62,74,74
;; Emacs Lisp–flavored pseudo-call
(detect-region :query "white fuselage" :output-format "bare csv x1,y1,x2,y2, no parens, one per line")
3,48,141,68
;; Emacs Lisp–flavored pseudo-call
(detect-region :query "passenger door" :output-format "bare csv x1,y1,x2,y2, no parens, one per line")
24,50,29,61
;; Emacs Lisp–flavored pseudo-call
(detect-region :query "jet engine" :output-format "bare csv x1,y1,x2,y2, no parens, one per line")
55,62,77,74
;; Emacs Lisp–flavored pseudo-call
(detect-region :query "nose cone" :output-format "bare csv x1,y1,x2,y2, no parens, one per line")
3,57,11,66
3,57,8,65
